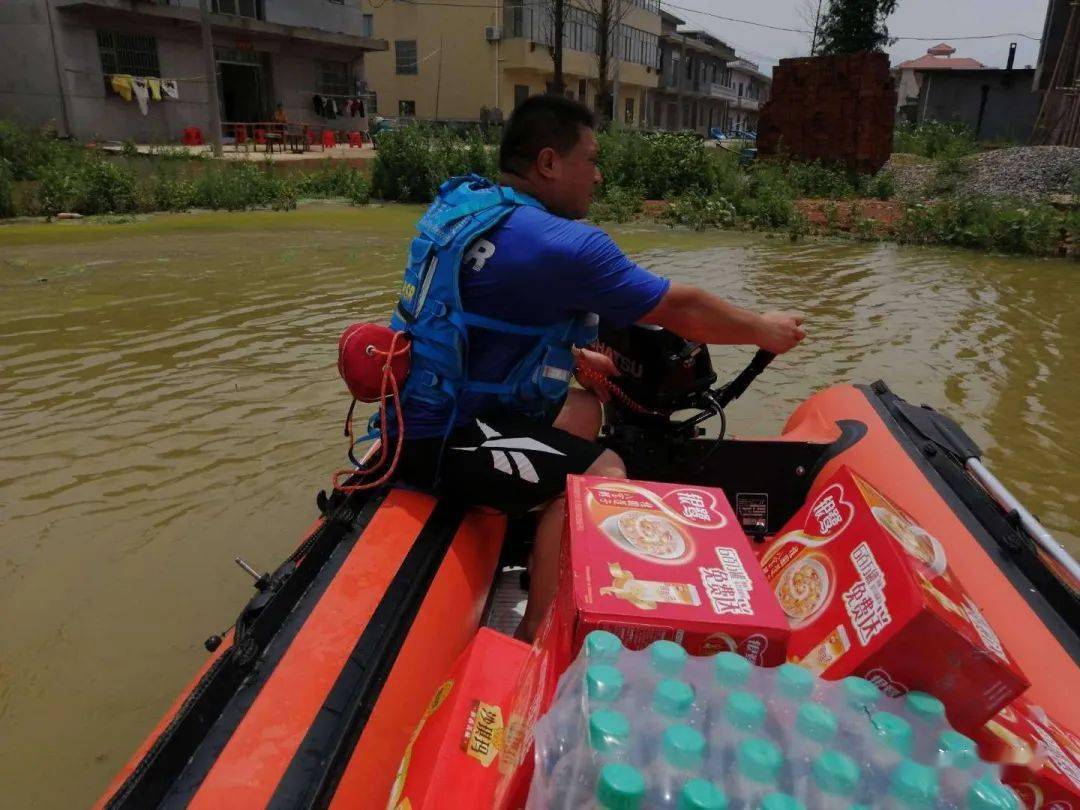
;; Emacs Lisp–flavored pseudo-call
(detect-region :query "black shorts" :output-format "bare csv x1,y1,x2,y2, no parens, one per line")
396,413,606,514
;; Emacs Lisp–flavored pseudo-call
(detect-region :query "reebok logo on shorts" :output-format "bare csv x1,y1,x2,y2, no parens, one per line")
451,420,565,484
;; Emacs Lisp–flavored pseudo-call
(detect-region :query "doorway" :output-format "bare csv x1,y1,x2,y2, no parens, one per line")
216,48,271,123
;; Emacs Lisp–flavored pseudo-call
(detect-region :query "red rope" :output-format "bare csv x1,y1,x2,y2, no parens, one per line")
573,362,663,416
332,331,410,493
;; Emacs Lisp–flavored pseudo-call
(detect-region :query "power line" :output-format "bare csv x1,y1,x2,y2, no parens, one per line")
660,1,1042,43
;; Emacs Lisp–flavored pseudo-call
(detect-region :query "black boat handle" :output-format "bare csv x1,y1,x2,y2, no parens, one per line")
713,349,776,409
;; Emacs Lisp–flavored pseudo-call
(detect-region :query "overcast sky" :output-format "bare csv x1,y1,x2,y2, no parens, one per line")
666,0,1048,72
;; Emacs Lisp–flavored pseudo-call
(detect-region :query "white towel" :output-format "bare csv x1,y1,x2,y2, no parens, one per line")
132,78,149,115
161,79,179,100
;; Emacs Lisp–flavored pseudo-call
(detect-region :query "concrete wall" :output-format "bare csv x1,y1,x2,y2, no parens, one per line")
265,0,365,37
917,69,1039,142
361,0,658,123
0,0,375,142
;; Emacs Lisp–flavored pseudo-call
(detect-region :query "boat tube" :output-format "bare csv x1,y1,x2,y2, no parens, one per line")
98,325,1080,809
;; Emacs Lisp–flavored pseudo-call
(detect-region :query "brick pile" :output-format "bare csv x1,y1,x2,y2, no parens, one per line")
758,51,897,174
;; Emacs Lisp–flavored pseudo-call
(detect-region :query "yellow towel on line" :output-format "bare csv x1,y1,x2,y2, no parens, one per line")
147,78,162,101
110,74,133,102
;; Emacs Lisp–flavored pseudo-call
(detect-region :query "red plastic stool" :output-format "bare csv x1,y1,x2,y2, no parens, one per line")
348,131,363,148
322,129,336,149
233,125,249,151
181,127,204,146
254,128,267,147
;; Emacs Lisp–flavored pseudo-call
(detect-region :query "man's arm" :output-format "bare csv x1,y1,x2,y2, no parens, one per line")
641,282,807,355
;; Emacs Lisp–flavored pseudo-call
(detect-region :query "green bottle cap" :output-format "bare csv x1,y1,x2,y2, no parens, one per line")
650,640,688,676
889,760,940,808
725,691,767,732
589,709,631,754
662,725,707,770
796,702,838,743
776,663,815,700
850,805,872,810
761,794,806,810
678,779,727,810
906,691,946,724
586,664,625,704
841,677,881,711
713,651,751,687
736,738,783,784
968,777,1020,810
812,751,861,797
596,762,646,810
586,630,624,663
939,730,980,770
871,711,915,757
654,678,695,718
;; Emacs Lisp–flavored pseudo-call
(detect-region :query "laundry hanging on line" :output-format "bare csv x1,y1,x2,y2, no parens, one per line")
106,74,179,106
132,78,150,115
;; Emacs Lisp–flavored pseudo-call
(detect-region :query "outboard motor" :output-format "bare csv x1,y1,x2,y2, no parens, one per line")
593,322,717,427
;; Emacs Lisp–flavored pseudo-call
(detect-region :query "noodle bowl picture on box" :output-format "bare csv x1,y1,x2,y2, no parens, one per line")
757,465,1029,731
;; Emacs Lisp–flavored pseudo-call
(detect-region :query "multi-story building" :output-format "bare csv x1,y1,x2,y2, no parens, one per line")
0,0,386,142
653,10,735,134
726,58,770,134
360,0,661,126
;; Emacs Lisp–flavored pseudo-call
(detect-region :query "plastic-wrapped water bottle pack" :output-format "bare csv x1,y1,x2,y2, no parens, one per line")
526,632,1019,810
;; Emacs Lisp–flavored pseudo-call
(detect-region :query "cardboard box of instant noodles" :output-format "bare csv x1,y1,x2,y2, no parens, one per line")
972,696,1080,808
758,465,1028,731
559,475,789,664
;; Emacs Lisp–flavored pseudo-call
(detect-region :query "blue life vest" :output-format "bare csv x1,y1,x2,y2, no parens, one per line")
386,174,598,438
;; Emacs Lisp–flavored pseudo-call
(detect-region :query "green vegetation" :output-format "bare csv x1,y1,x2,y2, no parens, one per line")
816,0,899,55
662,194,737,230
371,125,497,202
894,121,979,160
896,199,1065,256
588,185,644,224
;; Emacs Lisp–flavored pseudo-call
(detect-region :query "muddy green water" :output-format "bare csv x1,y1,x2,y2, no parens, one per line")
1,204,1078,807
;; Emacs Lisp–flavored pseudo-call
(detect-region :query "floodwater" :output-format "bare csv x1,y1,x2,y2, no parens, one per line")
1,204,1077,807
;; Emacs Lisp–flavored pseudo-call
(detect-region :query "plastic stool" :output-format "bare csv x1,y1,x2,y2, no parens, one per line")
322,129,336,149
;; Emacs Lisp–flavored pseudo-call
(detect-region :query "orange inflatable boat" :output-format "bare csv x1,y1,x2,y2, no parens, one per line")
97,326,1079,809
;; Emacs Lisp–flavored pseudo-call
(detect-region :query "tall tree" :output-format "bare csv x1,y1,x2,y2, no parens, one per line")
546,0,567,95
579,0,633,122
816,0,898,55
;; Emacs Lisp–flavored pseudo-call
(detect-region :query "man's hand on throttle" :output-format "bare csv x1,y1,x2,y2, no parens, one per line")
756,311,807,355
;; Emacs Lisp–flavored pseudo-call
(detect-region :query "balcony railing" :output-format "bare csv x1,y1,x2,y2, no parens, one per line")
709,82,736,101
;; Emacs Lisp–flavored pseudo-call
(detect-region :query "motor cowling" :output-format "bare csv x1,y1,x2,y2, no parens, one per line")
337,323,411,403
592,322,716,417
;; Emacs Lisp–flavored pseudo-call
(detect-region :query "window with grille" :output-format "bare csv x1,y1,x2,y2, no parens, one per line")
624,97,634,124
319,60,352,96
212,0,262,19
395,40,418,75
98,31,160,77
399,99,416,117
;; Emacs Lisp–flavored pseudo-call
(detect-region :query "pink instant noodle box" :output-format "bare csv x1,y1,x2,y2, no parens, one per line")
560,475,789,664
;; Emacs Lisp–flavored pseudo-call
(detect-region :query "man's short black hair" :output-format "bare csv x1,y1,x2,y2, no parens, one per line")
499,95,595,175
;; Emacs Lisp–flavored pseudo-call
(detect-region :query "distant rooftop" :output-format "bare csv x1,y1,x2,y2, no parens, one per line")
896,43,986,71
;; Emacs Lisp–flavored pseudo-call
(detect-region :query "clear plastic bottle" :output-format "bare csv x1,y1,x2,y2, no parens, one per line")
708,690,768,777
677,779,727,810
772,663,817,729
806,750,861,810
546,663,626,772
586,630,625,664
966,776,1020,810
639,679,697,762
865,711,915,775
731,737,784,806
546,709,634,808
647,725,708,808
713,651,753,690
594,762,646,810
936,729,984,803
792,703,840,763
905,691,947,762
831,676,880,739
887,759,940,810
650,640,690,677
762,793,807,810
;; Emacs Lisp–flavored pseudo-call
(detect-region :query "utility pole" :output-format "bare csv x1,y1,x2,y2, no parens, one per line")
199,0,223,156
810,0,824,56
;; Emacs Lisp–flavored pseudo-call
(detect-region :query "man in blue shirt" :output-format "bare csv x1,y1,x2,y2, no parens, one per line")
397,96,805,640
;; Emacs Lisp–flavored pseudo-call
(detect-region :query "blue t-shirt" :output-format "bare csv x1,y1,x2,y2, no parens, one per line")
404,205,670,437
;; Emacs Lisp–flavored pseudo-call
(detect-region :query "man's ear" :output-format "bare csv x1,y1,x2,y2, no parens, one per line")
535,146,559,180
